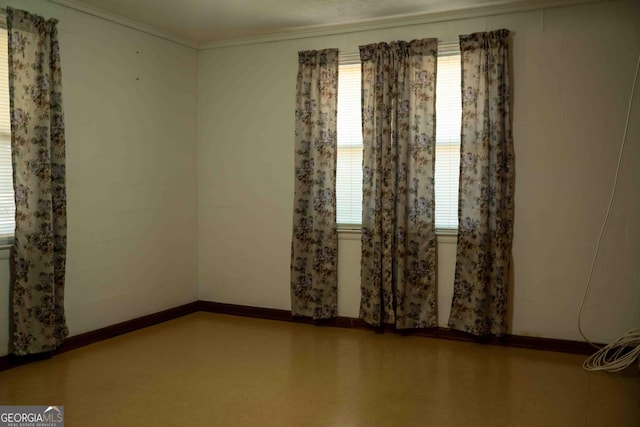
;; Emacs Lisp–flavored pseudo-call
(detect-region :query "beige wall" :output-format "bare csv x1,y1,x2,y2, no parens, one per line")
197,0,640,343
0,0,199,356
1,0,638,357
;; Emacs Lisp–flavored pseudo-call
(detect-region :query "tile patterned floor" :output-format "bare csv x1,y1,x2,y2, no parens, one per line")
0,312,638,426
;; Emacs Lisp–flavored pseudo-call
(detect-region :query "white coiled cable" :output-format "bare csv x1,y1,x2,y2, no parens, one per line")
582,329,640,372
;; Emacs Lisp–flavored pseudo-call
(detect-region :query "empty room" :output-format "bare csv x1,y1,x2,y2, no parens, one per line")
0,0,639,425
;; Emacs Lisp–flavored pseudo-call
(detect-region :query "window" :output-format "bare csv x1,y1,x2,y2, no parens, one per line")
335,50,462,230
434,51,461,230
336,60,362,226
0,25,14,244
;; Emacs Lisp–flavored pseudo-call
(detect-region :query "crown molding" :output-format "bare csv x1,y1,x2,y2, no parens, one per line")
47,0,199,49
48,0,602,51
199,0,601,50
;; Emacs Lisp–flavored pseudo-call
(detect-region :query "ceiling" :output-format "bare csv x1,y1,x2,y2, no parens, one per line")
56,0,555,45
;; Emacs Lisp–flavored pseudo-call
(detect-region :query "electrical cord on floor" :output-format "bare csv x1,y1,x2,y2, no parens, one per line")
582,329,640,373
577,50,640,373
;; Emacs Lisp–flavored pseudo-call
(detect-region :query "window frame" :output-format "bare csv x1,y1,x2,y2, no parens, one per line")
336,53,362,231
335,45,461,236
433,44,461,233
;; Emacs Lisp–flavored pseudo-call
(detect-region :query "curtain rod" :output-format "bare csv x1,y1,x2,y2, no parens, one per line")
340,40,459,58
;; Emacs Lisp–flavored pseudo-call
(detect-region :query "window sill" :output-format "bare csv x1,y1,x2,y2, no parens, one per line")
0,237,11,260
337,227,458,243
337,228,361,240
0,235,13,250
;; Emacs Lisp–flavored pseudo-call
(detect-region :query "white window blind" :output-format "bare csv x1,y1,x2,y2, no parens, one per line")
435,52,461,230
0,26,14,241
336,51,461,230
336,62,362,226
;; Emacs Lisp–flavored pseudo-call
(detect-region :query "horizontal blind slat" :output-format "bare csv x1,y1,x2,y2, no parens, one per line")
0,28,14,236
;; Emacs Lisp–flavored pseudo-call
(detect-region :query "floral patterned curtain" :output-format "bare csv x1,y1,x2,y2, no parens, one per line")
359,39,438,329
7,7,68,355
290,49,339,319
448,29,514,336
